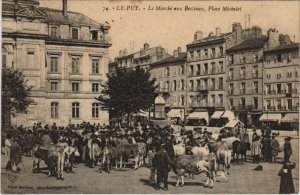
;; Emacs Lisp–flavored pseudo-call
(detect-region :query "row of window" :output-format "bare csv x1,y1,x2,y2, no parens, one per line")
264,99,298,111
265,71,298,80
228,66,259,80
189,94,224,107
50,26,103,41
51,102,101,119
265,83,298,95
228,53,259,65
49,56,100,74
188,47,224,61
50,81,100,93
229,97,259,110
188,61,224,76
228,82,259,95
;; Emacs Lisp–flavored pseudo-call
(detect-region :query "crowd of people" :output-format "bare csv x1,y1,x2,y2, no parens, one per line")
1,121,296,193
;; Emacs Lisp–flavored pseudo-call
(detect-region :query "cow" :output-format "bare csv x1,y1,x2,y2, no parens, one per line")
191,144,209,156
86,139,102,168
102,145,118,173
215,146,232,181
232,140,249,163
173,143,186,156
32,143,67,180
136,142,147,167
172,154,218,188
63,146,79,173
221,137,240,150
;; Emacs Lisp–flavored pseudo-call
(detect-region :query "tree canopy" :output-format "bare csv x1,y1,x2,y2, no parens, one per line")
2,68,34,117
96,65,158,119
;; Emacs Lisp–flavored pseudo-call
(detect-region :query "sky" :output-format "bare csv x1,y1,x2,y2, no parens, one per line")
40,0,300,59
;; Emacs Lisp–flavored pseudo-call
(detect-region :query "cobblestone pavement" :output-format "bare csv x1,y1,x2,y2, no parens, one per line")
1,138,298,194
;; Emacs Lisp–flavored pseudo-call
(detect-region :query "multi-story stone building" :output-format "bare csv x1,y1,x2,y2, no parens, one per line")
109,43,170,72
2,0,111,127
226,36,267,127
262,40,299,130
149,47,187,120
186,23,263,125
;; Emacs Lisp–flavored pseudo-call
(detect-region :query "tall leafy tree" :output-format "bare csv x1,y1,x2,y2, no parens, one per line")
2,68,34,124
96,65,157,122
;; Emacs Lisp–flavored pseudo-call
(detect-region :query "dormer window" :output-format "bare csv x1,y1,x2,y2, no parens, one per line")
91,31,98,41
71,28,79,39
50,26,59,37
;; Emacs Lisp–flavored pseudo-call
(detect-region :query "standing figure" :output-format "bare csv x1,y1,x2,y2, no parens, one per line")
278,162,295,194
283,137,293,163
153,144,171,191
251,136,262,164
270,134,279,163
10,138,22,173
4,134,12,170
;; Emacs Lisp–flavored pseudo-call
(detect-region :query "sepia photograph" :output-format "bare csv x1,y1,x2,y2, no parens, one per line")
1,0,299,194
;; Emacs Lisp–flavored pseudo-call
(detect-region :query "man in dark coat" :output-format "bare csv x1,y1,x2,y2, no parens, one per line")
284,137,292,163
153,144,171,191
10,138,22,173
278,162,295,194
270,134,280,163
261,137,271,162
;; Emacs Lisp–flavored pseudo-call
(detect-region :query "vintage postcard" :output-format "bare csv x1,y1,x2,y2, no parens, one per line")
1,0,299,194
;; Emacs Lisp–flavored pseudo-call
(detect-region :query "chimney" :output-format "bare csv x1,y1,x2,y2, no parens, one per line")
119,50,122,57
215,27,221,36
232,22,242,44
194,31,203,41
177,47,182,53
63,0,67,17
267,29,280,49
144,43,150,50
124,49,128,56
173,49,179,58
252,26,262,38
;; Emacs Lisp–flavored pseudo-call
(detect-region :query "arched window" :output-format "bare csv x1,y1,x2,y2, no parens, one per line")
51,102,59,118
92,103,100,118
72,102,80,118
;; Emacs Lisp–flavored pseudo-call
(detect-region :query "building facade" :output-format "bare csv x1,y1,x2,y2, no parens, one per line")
109,43,170,72
149,47,187,119
226,37,267,127
2,0,111,127
185,23,263,119
262,42,299,130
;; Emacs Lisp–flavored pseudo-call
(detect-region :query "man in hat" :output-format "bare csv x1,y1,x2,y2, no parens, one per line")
153,144,171,191
284,137,292,163
10,137,22,173
270,133,280,163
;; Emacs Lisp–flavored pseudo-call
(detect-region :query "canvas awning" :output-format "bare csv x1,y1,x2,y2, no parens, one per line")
225,119,244,128
259,113,282,122
220,110,235,121
210,111,224,119
281,113,299,123
187,111,209,123
167,109,183,119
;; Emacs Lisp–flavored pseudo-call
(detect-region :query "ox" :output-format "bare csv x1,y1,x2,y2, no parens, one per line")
172,154,218,188
86,139,102,168
63,146,79,173
173,143,185,156
191,144,209,156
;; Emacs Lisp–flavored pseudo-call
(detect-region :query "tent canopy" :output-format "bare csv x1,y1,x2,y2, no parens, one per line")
281,113,299,123
167,109,184,119
220,110,235,121
259,113,282,122
225,119,244,128
187,111,209,123
211,111,224,119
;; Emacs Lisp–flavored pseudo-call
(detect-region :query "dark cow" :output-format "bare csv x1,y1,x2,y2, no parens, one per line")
114,143,144,169
232,140,249,163
172,154,218,188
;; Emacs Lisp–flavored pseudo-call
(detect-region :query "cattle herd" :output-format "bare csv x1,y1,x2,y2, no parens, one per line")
2,122,286,189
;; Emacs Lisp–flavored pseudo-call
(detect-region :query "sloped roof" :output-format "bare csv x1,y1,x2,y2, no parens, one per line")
150,52,187,67
39,7,102,28
264,43,299,53
2,2,103,28
226,37,267,53
187,32,232,47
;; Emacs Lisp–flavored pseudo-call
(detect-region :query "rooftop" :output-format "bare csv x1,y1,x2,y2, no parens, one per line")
226,37,267,53
264,43,299,53
187,32,232,48
150,52,187,67
2,2,105,29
